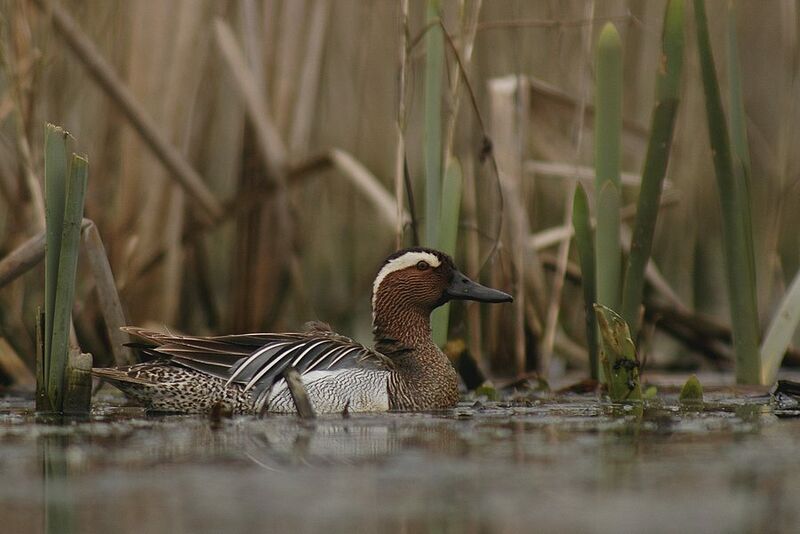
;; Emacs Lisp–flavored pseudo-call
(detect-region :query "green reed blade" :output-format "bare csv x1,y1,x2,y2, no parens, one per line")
726,2,756,301
595,23,623,314
43,124,72,390
424,0,443,247
47,154,88,410
573,184,598,379
596,181,622,313
432,159,463,346
622,0,685,335
694,0,760,384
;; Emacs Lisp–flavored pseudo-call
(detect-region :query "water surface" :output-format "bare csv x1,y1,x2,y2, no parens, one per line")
1,391,799,533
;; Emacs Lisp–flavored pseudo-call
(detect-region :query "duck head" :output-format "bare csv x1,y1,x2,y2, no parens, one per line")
371,247,513,320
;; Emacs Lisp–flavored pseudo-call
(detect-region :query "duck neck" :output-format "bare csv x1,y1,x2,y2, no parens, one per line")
372,296,460,410
372,298,435,355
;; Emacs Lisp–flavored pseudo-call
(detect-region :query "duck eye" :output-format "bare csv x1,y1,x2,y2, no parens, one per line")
416,261,429,271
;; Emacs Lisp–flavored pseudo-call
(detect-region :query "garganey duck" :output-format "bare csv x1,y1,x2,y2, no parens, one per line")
93,247,512,414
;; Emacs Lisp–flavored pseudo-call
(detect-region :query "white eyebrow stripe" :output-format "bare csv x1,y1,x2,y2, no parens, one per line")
371,251,442,309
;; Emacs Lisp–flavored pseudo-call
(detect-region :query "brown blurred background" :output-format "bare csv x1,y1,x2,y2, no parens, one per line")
1,0,798,382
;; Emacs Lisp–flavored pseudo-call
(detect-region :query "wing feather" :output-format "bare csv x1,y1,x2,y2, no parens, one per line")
123,328,392,394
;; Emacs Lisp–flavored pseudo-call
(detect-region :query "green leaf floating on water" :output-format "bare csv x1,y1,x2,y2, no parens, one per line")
594,304,642,402
679,374,704,403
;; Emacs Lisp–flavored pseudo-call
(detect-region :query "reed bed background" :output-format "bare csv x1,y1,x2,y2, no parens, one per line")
0,0,798,386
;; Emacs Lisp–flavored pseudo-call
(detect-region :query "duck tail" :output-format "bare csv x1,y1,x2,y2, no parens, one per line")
92,366,153,386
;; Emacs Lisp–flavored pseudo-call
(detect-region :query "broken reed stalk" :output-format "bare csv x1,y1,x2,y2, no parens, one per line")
63,349,92,415
47,154,89,411
694,0,760,384
594,23,623,315
44,124,71,391
329,148,410,229
82,221,135,366
0,229,46,289
621,0,684,336
282,367,315,419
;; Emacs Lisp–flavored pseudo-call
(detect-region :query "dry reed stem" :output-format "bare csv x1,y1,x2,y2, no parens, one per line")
282,366,315,419
527,217,683,317
489,77,533,375
441,1,482,174
0,142,20,206
161,0,207,326
540,0,594,377
0,231,45,288
0,219,132,366
15,133,45,232
440,0,483,367
119,154,333,291
31,0,222,223
462,163,484,367
394,0,409,249
81,221,134,366
215,16,302,330
0,337,35,387
241,0,266,97
329,148,410,230
528,189,680,251
272,0,306,135
63,349,92,414
474,12,633,32
525,160,662,188
214,19,288,185
288,0,329,158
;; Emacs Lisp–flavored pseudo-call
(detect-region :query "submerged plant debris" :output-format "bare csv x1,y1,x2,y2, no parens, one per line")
2,390,800,533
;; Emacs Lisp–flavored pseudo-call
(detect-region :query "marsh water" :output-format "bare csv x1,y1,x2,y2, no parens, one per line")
2,385,800,534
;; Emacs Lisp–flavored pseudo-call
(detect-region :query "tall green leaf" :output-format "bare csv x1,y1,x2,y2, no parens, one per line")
432,160,463,346
424,0,443,247
43,124,71,389
726,2,756,297
47,154,88,410
694,0,760,383
595,23,623,314
622,0,685,335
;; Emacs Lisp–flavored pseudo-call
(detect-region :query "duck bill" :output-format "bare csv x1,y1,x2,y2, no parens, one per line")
445,271,513,303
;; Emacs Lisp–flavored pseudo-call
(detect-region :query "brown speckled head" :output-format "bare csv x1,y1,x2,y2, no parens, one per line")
372,247,456,313
372,247,512,322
